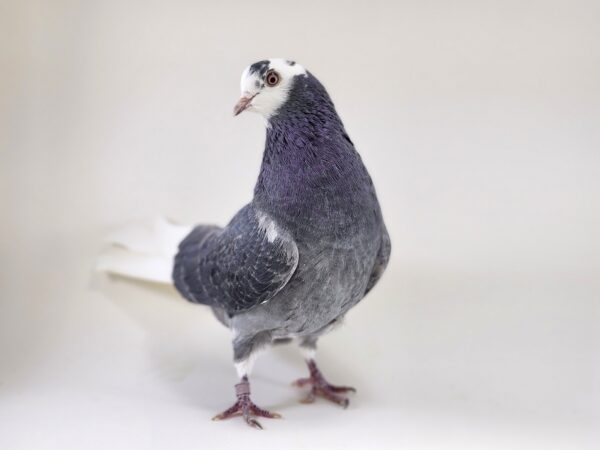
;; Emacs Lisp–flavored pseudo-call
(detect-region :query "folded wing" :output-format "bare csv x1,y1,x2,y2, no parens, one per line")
173,204,298,314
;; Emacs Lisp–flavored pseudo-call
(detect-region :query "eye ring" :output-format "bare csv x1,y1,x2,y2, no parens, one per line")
265,70,280,87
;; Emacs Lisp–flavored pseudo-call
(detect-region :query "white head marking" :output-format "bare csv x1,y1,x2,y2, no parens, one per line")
238,58,307,119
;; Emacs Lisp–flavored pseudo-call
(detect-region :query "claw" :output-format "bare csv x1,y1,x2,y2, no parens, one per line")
329,385,357,393
246,418,263,430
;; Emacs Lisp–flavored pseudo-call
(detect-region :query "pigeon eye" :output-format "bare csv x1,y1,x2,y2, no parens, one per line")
265,70,280,87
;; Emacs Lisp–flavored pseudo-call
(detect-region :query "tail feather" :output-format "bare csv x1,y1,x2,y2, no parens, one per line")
96,217,192,284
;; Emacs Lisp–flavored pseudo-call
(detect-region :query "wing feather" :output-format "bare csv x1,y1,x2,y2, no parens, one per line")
173,205,298,314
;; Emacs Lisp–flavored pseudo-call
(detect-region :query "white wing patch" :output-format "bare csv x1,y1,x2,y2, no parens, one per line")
256,211,280,243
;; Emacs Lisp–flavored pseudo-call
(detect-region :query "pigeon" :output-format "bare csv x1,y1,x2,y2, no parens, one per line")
98,58,391,429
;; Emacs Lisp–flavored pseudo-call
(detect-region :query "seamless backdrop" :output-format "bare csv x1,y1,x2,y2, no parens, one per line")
1,1,599,449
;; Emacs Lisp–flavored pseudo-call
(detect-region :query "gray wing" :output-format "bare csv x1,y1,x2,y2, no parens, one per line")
364,225,391,295
172,204,298,314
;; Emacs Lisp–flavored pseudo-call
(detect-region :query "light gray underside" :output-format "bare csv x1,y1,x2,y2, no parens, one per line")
211,218,387,362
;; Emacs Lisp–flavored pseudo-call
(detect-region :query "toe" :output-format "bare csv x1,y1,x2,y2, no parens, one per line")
292,378,312,387
300,392,316,404
212,403,242,421
249,403,282,419
317,388,350,408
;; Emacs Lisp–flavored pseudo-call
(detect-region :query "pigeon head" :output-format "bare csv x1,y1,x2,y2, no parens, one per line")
234,59,308,119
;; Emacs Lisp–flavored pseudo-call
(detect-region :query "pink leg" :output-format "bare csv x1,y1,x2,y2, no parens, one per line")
212,376,281,429
293,359,356,408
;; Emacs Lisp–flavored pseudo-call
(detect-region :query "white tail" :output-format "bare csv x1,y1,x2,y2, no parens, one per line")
96,217,192,284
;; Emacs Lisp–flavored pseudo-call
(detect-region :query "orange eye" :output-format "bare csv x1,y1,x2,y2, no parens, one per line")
265,70,280,87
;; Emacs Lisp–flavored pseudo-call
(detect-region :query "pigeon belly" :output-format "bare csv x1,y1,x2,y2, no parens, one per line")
230,224,382,340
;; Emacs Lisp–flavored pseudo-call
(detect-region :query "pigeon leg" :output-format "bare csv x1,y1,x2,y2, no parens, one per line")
212,376,281,429
293,359,357,408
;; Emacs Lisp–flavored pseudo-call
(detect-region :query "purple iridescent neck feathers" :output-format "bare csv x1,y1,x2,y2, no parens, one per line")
253,73,377,235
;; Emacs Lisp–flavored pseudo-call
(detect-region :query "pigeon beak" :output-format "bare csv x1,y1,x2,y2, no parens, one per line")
233,93,257,116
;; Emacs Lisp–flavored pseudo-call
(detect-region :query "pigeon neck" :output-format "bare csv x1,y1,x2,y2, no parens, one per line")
252,72,375,229
253,112,371,228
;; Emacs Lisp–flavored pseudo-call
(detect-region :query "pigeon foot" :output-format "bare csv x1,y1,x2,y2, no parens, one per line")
293,359,356,408
212,377,281,429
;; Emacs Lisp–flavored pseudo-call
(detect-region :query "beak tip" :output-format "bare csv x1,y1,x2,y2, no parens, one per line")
233,94,256,117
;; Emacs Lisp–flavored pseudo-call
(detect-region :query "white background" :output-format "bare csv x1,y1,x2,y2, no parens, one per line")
1,1,598,448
